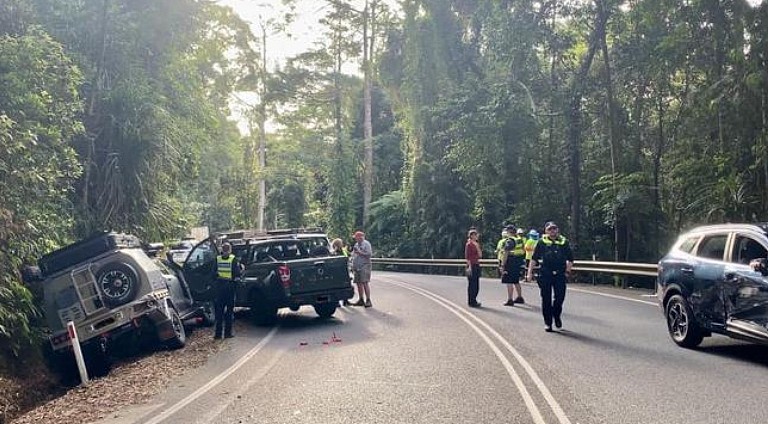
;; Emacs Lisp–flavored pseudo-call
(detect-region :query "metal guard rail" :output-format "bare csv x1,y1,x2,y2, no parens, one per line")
370,258,659,278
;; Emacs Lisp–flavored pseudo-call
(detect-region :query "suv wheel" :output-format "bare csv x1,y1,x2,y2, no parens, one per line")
666,294,704,348
314,303,337,319
200,302,215,327
165,307,187,350
96,262,140,307
250,294,277,326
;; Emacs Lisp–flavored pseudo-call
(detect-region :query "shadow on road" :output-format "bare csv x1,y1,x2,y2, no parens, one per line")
694,342,768,366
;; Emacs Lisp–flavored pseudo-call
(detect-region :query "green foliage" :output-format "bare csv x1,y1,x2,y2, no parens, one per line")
0,27,83,361
0,279,39,359
367,190,408,256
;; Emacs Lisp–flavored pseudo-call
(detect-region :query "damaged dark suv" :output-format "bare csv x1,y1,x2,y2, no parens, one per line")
658,223,768,348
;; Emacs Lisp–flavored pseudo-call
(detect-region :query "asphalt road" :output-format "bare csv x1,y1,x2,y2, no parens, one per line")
103,271,768,424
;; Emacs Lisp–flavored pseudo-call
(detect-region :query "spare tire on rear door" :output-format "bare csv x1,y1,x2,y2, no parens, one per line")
96,262,140,307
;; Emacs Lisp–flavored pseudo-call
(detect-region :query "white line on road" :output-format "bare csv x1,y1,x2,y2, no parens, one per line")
143,326,279,424
382,277,573,424
567,287,658,306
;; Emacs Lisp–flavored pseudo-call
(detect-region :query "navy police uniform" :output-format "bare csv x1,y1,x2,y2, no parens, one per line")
214,252,241,339
531,231,573,330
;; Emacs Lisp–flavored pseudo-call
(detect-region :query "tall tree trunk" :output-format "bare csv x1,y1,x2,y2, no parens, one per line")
565,1,606,251
597,0,620,262
257,23,268,231
361,0,376,227
81,0,110,233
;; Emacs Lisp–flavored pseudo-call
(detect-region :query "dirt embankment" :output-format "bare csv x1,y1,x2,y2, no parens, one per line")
1,327,224,424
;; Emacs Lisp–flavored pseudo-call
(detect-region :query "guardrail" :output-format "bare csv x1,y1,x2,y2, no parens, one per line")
371,258,659,278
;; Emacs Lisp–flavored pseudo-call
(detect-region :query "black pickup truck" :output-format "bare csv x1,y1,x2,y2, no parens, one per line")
182,230,353,324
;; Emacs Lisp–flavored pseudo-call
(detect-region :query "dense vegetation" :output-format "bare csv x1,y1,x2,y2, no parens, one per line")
1,0,767,379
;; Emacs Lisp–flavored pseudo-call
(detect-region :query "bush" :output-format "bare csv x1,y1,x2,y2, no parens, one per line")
0,279,40,363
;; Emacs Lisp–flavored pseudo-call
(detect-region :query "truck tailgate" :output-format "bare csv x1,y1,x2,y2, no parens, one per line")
285,256,351,295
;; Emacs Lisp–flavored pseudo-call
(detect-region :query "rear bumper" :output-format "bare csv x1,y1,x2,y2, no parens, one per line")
281,286,354,308
49,299,171,352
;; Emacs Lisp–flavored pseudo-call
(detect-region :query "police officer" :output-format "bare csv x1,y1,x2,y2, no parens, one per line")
500,225,526,306
526,222,573,332
214,242,241,339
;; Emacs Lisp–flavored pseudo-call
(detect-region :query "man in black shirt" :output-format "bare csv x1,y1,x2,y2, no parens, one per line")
526,222,573,332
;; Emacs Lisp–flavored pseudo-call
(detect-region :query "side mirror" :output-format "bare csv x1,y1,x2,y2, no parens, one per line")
21,265,44,283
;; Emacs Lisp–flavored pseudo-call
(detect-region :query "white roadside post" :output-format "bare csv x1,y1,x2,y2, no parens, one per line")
66,321,89,385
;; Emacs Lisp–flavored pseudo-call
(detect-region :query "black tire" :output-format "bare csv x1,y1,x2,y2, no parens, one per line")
665,294,704,348
82,340,111,378
200,302,215,327
314,303,337,319
250,293,277,326
45,348,80,386
165,306,187,350
96,262,140,307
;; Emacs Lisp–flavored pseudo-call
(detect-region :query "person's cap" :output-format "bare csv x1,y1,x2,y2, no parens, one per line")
528,229,539,237
504,224,516,231
353,231,365,238
544,221,558,230
516,228,524,235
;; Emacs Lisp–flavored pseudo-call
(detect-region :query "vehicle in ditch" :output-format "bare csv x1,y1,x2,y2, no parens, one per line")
33,232,203,377
182,229,354,325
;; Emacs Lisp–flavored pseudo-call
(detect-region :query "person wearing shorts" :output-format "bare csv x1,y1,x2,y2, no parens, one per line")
351,231,373,307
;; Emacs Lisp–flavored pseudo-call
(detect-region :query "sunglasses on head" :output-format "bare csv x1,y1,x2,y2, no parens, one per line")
547,226,558,231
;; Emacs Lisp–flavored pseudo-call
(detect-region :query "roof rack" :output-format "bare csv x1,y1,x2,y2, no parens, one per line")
218,227,325,241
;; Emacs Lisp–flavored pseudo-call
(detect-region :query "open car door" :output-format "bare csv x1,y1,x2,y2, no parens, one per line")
182,238,218,302
724,234,768,341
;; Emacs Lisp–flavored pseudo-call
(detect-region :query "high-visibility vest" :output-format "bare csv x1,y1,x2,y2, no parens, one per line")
217,255,235,280
524,239,538,260
496,238,508,262
510,236,525,256
540,235,567,247
537,235,569,273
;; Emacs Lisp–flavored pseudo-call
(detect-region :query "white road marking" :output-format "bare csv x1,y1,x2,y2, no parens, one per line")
382,277,573,424
143,326,279,424
567,287,658,306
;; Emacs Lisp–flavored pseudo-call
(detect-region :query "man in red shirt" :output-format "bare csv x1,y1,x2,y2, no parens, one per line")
465,229,482,307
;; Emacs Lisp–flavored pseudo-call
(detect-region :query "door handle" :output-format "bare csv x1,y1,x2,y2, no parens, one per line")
681,267,694,274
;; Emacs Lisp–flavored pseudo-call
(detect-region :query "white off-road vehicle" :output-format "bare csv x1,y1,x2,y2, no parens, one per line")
32,232,203,377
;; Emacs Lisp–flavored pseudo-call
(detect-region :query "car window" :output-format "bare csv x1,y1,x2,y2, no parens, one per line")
696,234,727,260
731,235,768,265
186,241,216,270
170,241,193,250
250,241,310,261
678,236,700,254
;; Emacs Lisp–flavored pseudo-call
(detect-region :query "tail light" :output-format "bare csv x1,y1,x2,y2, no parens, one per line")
277,265,292,288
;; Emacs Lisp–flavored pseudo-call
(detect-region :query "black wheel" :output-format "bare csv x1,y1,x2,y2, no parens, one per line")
82,339,111,378
250,293,277,326
666,294,704,348
45,348,80,386
165,306,187,350
200,302,215,327
96,262,140,307
314,303,337,319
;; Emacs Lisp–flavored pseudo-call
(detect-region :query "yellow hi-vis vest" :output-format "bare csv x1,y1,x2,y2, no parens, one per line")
524,239,538,260
540,235,567,246
496,237,508,262
217,255,235,280
510,235,525,256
